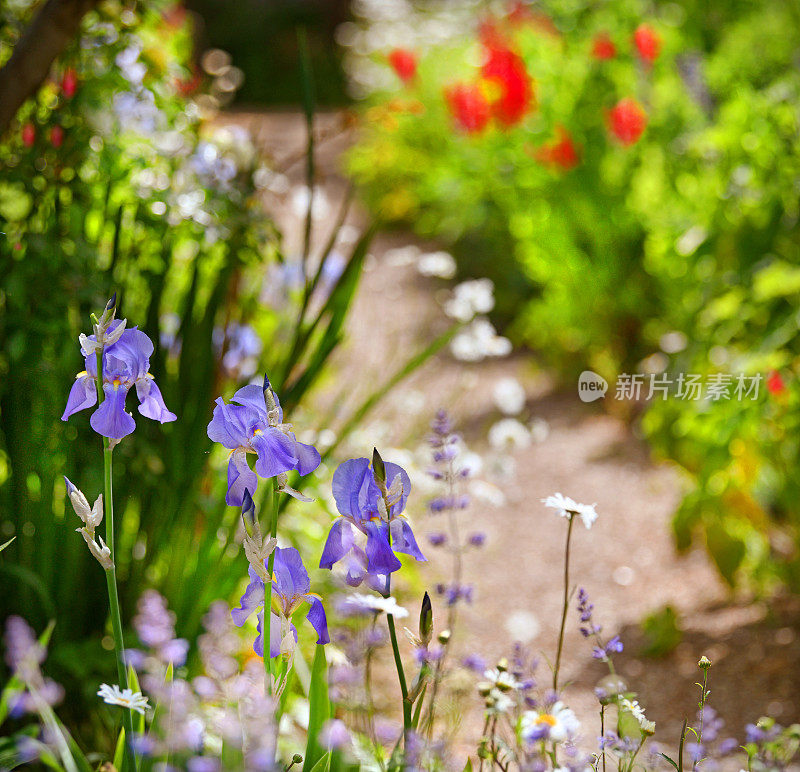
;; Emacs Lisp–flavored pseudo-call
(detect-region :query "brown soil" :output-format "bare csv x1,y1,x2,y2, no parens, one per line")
227,110,800,762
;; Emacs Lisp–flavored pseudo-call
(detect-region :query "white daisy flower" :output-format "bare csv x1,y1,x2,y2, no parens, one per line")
521,701,581,743
620,698,655,733
97,684,150,714
483,668,519,692
542,492,598,530
341,593,409,618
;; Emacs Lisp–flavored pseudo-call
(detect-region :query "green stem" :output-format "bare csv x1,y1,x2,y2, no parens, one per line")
263,479,280,696
95,351,136,772
553,514,575,693
386,611,412,733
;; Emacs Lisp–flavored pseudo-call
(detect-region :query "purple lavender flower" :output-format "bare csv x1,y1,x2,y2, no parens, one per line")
62,321,176,439
206,378,320,506
133,590,189,666
232,546,329,657
319,454,425,586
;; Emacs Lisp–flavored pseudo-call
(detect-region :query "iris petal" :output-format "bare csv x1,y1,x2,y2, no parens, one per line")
272,546,310,599
305,597,330,645
227,449,258,507
90,383,136,439
319,519,355,570
364,521,402,575
135,378,177,423
61,374,97,421
251,428,298,478
390,519,426,562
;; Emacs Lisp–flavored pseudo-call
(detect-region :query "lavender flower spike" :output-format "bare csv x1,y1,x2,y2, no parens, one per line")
232,546,329,658
207,377,320,506
62,320,176,439
319,452,425,587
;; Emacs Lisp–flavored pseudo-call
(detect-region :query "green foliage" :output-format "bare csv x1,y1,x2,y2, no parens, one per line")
346,0,800,591
303,646,332,772
639,606,682,658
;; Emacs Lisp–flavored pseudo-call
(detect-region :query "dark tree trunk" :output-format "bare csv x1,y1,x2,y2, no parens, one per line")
0,0,100,137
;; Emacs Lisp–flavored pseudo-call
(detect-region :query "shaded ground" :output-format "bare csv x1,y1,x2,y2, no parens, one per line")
228,110,800,759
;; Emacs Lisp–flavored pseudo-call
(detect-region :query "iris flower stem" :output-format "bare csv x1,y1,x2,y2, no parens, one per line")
386,610,412,736
263,478,280,698
95,351,136,772
383,519,411,744
553,514,575,693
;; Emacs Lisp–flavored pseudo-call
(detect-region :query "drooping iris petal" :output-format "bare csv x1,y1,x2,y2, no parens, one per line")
135,378,177,423
364,522,402,575
293,438,322,476
61,374,97,420
390,519,426,562
226,449,258,507
251,429,300,479
90,383,136,439
305,597,330,645
231,567,265,627
272,547,311,600
319,519,356,570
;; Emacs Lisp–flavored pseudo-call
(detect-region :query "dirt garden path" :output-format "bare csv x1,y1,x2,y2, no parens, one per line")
229,110,800,760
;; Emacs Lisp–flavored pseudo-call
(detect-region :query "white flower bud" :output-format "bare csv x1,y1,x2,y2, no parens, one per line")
87,495,104,530
78,528,114,570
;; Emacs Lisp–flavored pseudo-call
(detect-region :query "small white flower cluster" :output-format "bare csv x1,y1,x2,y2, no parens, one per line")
417,250,457,279
444,279,495,322
477,666,520,714
450,319,512,362
542,492,599,530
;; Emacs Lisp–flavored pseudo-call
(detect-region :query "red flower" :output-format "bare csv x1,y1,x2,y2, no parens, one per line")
767,370,787,396
481,42,533,127
534,126,580,171
176,67,203,97
50,125,65,148
21,122,35,147
61,68,78,98
633,24,661,63
387,48,418,84
608,98,647,145
444,83,491,134
592,32,616,60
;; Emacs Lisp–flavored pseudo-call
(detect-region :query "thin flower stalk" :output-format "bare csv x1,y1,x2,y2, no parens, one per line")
92,305,136,772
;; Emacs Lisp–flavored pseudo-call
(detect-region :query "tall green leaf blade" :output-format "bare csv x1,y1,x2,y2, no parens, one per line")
302,645,330,772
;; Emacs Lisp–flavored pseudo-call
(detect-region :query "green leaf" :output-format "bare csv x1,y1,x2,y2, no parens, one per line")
705,520,746,586
640,606,682,658
660,753,679,770
463,759,474,772
302,646,331,772
308,752,331,772
0,536,15,553
113,727,126,772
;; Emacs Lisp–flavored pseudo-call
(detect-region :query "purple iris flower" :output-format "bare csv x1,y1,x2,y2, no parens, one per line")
319,455,425,586
231,546,329,657
206,381,321,506
62,321,176,439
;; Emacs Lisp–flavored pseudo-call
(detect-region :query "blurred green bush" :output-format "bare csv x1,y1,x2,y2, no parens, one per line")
0,0,385,712
345,0,800,590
